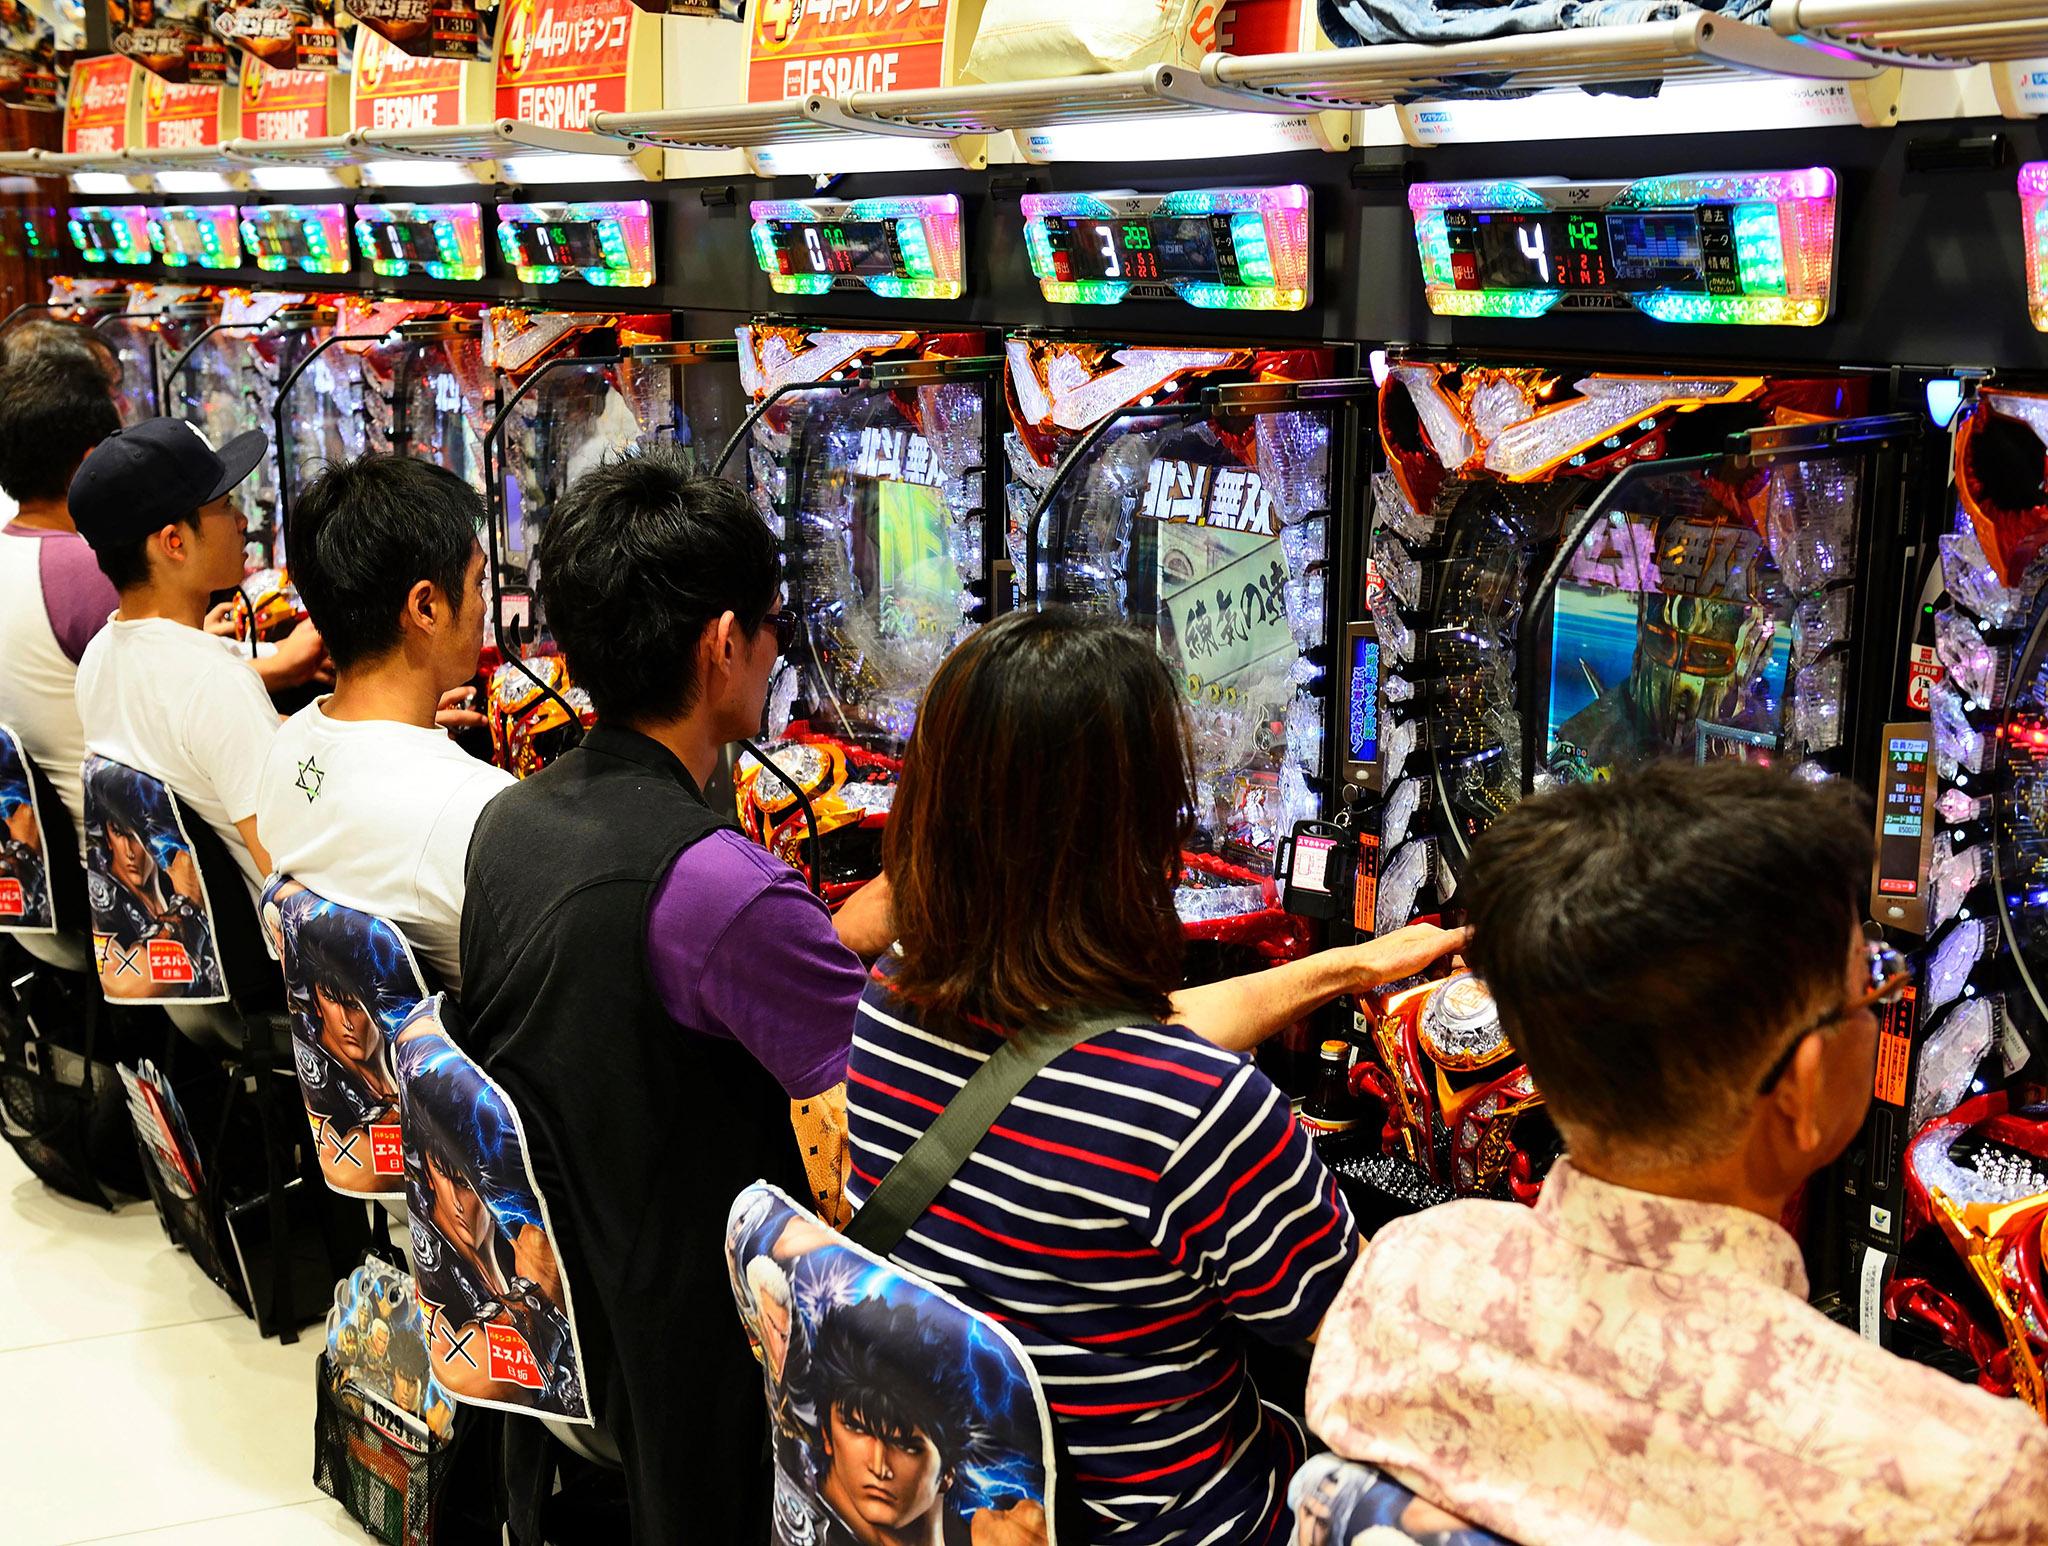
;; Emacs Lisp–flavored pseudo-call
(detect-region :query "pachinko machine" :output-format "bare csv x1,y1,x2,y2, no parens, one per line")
1347,357,1922,1217
726,325,1002,906
482,308,745,779
1011,334,1370,975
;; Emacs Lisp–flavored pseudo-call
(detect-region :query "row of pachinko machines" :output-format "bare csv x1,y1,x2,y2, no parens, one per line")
26,273,2048,1432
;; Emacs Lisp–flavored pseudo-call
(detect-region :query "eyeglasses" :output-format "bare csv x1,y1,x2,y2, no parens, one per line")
1756,939,1910,1094
1639,619,1739,679
762,609,798,657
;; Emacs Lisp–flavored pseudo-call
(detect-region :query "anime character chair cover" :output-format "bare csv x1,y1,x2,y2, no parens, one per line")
81,754,225,1002
262,879,428,1197
728,1182,1060,1546
394,995,589,1421
0,725,54,933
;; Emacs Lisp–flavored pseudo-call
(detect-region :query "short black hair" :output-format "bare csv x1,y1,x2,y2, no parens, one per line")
535,445,780,724
91,519,190,594
1461,760,1872,1169
0,347,119,502
804,1296,977,1476
287,455,481,671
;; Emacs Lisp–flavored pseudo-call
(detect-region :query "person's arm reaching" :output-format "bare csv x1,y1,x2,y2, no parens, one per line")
647,834,867,1219
831,871,894,962
253,618,331,694
789,1083,852,1227
1170,922,1470,1054
233,815,272,879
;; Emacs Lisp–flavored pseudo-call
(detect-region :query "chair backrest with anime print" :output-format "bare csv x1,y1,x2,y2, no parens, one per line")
263,877,430,1199
80,754,229,1006
390,993,593,1425
1288,1455,1520,1545
0,724,68,941
726,1181,1063,1546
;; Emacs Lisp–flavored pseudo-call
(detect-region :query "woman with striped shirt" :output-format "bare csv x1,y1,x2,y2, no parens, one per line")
845,609,1465,1545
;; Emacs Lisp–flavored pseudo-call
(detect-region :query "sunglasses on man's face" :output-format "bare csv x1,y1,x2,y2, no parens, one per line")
1756,939,1910,1094
762,609,798,657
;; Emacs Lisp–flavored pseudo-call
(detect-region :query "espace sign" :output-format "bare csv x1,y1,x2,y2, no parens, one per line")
65,56,135,154
495,0,637,127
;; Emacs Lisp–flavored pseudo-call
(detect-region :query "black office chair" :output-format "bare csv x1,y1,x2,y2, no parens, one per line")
0,726,146,1207
80,752,365,1340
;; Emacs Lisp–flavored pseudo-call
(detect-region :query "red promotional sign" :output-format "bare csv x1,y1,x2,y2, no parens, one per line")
484,1323,544,1388
370,1123,405,1175
65,55,135,154
0,878,22,917
148,939,196,985
241,57,331,140
494,0,635,127
747,0,948,103
353,29,467,131
142,73,220,149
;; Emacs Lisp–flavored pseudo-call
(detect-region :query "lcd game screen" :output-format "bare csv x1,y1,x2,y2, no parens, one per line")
1545,512,1794,781
871,478,962,643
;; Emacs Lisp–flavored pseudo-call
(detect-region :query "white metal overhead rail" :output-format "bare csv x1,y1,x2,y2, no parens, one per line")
587,16,1883,161
1770,0,2048,65
349,118,639,164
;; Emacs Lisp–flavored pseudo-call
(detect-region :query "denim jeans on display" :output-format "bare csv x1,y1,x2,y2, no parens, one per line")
1319,0,1773,50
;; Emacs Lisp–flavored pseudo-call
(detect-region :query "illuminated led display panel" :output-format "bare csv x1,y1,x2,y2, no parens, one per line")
148,205,242,270
2022,163,2048,332
495,202,654,288
354,202,486,282
69,206,153,266
7,208,59,261
749,194,964,301
1409,168,1838,326
238,204,351,276
1020,185,1310,311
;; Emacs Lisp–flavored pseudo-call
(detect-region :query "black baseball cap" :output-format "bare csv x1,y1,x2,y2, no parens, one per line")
68,417,267,553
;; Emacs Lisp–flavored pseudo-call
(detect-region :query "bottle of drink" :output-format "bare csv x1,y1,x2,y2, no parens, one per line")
1301,1038,1358,1141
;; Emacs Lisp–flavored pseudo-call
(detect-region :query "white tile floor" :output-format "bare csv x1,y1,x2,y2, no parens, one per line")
0,1143,366,1544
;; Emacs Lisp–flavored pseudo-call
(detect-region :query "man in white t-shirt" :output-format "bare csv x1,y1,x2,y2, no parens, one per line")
256,455,507,990
70,419,288,903
0,340,123,843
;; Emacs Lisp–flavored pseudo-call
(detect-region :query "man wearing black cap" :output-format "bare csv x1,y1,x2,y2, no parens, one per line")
69,419,301,901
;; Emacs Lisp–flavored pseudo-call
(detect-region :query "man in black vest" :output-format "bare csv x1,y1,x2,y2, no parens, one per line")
460,447,884,1543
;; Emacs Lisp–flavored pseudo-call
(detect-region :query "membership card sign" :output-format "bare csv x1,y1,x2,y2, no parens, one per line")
747,0,949,103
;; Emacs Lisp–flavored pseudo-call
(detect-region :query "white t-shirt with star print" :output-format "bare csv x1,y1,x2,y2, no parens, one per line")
256,698,513,991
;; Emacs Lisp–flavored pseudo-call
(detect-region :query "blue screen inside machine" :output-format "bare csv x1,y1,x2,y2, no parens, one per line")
1348,631,1379,768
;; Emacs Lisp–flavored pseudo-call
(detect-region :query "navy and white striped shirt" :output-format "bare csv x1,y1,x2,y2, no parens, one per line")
846,967,1359,1545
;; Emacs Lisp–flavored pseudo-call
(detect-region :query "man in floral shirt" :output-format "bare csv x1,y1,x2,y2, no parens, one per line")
1308,761,2048,1545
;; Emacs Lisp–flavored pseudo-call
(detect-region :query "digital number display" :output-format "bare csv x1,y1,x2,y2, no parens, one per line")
767,218,898,278
1348,626,1380,776
1049,216,1233,284
1877,734,1930,897
247,211,313,261
1453,208,1713,294
367,220,443,264
154,213,212,259
74,217,123,255
508,220,604,270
